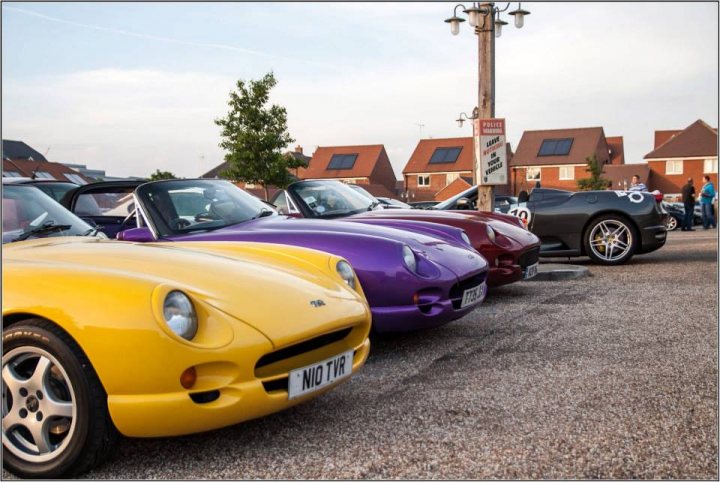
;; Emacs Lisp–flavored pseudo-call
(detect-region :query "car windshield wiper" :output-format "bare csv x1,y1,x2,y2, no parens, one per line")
250,209,275,220
367,200,381,211
82,226,100,237
14,222,73,242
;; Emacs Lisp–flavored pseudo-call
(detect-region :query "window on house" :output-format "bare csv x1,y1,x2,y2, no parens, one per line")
63,173,88,185
526,167,541,181
704,159,718,174
418,175,431,187
327,154,358,170
538,138,574,156
33,171,55,180
244,182,256,189
559,166,574,180
666,160,683,175
3,171,22,177
446,172,460,184
429,147,462,164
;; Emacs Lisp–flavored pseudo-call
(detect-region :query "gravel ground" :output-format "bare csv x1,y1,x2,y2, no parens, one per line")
6,230,718,479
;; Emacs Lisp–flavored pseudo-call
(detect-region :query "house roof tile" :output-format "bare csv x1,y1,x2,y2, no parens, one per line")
644,119,718,159
2,140,48,162
510,127,608,167
2,158,92,183
298,144,387,179
403,137,474,174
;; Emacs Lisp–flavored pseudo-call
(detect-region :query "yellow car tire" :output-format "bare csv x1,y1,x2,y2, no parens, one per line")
2,319,119,478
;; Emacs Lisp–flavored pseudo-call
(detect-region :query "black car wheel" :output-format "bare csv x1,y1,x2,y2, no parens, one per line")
583,215,638,265
2,319,118,478
666,215,679,231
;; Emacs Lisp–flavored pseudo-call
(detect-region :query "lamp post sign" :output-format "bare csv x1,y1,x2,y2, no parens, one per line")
474,118,507,185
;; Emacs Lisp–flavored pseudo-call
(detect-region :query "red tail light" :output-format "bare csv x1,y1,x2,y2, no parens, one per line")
651,190,663,202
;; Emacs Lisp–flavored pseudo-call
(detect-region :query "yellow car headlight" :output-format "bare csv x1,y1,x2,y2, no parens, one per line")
336,260,357,290
163,291,198,340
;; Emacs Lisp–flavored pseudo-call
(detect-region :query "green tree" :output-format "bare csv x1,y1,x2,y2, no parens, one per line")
149,169,177,181
214,72,304,200
576,153,610,191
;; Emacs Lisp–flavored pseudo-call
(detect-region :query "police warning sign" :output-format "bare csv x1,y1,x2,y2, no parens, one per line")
473,118,507,185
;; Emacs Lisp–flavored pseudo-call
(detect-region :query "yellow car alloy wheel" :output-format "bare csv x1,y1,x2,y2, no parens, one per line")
2,319,118,479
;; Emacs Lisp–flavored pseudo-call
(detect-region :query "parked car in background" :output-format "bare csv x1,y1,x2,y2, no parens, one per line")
377,197,412,209
3,183,371,477
493,195,519,214
63,180,490,333
345,184,412,209
272,180,541,287
663,202,702,230
409,201,439,209
1,177,79,202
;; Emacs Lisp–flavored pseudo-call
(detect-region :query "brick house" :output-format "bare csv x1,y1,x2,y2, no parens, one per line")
402,137,513,202
2,139,92,184
509,127,625,194
644,119,718,196
296,144,398,196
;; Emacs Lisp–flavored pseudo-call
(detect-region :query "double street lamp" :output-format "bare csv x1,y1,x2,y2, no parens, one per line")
444,2,530,211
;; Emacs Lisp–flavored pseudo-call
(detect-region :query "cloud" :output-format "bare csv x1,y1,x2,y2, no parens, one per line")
3,5,336,69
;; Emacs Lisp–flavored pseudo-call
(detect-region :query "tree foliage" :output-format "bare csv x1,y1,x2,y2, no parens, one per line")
576,153,610,191
149,169,177,181
214,72,304,199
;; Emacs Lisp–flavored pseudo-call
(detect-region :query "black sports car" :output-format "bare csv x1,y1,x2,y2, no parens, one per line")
432,185,668,265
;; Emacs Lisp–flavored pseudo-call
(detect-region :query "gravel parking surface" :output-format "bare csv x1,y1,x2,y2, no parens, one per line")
7,230,718,479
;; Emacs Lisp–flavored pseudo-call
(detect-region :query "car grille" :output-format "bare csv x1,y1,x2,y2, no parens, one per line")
518,247,540,268
255,327,353,393
449,272,487,309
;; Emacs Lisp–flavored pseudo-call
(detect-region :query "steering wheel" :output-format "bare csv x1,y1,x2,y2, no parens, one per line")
170,218,192,230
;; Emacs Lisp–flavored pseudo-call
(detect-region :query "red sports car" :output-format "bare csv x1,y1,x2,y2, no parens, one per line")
272,180,541,287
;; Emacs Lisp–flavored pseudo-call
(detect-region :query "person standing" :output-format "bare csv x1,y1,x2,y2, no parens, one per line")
628,174,648,192
699,175,716,229
681,178,696,231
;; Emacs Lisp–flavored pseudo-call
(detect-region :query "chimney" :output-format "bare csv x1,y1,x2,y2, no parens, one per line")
294,145,303,154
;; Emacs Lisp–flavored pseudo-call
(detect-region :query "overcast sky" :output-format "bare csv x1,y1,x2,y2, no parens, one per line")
2,2,718,179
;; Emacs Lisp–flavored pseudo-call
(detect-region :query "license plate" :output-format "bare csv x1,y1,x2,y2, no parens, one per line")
523,262,539,280
288,350,353,399
461,282,486,308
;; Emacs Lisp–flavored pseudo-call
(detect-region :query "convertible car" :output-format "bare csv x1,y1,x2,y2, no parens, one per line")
271,180,541,287
61,180,490,333
2,184,371,478
434,184,668,264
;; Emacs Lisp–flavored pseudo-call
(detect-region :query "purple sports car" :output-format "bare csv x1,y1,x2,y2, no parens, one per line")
101,179,490,333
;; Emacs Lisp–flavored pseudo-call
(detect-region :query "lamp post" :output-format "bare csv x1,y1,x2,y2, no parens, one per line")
445,2,530,211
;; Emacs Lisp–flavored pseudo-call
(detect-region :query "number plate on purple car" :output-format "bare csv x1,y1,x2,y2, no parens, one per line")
461,282,487,308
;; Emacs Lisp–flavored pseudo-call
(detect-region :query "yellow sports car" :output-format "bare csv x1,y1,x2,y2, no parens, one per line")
2,184,371,478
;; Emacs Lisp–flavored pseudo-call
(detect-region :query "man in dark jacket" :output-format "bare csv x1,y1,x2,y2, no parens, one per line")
681,178,696,231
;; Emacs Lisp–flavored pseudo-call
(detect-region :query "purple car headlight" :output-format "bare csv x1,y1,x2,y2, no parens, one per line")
461,231,472,246
163,291,198,340
402,245,417,273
